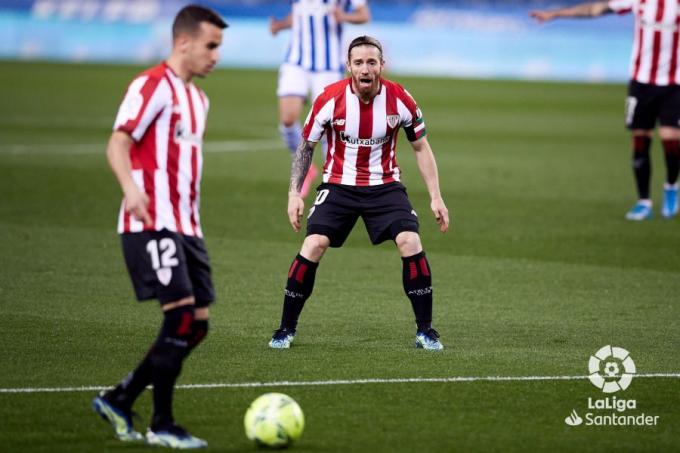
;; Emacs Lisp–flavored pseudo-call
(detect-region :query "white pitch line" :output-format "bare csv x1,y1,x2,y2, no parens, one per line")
1,373,678,394
0,140,282,155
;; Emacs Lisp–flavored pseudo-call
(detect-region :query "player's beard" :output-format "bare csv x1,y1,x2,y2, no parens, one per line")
353,71,381,100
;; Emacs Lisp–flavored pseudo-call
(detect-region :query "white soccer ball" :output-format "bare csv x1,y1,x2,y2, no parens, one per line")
244,393,305,448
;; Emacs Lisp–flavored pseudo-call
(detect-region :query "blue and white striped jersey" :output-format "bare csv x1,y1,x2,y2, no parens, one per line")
285,0,367,72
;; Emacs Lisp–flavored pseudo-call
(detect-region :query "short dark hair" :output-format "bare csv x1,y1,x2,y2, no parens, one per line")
172,4,228,39
347,35,383,61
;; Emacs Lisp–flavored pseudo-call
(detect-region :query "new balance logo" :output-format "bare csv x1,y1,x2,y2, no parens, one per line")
407,286,432,296
284,290,305,299
332,118,345,127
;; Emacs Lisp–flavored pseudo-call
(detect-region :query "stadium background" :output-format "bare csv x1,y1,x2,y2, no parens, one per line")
1,1,679,452
3,0,630,81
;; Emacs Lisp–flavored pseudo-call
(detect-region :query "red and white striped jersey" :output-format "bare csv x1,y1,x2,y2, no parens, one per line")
113,62,209,237
302,78,426,186
609,0,680,85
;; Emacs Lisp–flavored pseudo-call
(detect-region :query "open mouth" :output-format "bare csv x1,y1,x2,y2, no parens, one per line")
359,77,372,86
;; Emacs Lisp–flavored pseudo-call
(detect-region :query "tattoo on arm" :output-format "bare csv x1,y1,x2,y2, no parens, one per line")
289,140,315,194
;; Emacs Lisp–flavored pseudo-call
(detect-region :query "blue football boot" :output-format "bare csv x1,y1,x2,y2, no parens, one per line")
625,200,653,221
415,328,444,351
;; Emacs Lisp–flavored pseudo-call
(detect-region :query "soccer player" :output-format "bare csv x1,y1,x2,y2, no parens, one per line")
530,1,680,220
91,5,226,449
270,0,371,197
268,36,450,350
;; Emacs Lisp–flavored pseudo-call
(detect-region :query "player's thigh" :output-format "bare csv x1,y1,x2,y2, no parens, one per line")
121,230,194,306
626,81,661,130
361,184,420,245
306,184,359,247
311,70,343,101
658,85,680,133
277,63,311,98
181,235,216,309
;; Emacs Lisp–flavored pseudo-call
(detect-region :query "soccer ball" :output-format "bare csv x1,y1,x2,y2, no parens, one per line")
244,393,305,448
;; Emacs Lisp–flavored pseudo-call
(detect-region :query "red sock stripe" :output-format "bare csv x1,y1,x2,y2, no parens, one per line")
189,329,207,348
288,260,298,279
662,140,680,155
633,136,651,153
418,257,430,277
295,263,308,284
176,312,194,336
409,262,418,280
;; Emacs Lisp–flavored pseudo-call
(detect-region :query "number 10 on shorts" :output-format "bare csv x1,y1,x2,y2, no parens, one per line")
308,189,330,218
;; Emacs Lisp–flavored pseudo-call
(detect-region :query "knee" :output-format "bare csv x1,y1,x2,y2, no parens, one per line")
659,127,680,141
301,234,330,261
395,232,422,256
280,115,298,128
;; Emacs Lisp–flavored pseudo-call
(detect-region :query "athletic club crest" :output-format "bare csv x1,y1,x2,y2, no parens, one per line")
387,115,400,129
156,268,172,286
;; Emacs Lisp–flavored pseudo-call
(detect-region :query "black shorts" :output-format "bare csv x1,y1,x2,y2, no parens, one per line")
121,230,215,307
306,182,420,247
625,80,680,130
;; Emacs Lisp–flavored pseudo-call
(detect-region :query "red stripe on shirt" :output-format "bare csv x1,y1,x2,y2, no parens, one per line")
355,100,373,186
329,91,347,184
141,121,157,230
186,86,198,236
632,0,647,81
165,76,183,234
117,76,162,136
649,0,665,84
382,88,398,184
670,16,680,84
123,202,131,232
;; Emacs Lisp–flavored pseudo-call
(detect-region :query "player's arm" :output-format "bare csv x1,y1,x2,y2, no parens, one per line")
288,139,318,232
106,130,151,226
270,13,292,35
410,136,449,233
530,1,612,22
334,5,371,24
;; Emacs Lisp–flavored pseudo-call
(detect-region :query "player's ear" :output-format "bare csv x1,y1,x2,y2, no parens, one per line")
174,32,191,52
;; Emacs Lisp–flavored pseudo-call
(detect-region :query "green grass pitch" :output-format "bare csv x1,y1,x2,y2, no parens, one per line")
0,61,678,452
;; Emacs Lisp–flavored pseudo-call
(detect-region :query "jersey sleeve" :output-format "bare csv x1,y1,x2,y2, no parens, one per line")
348,0,367,10
302,93,334,143
113,75,170,142
398,89,427,142
608,0,634,14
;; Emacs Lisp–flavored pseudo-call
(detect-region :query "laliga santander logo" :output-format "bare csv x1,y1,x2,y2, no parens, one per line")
588,345,636,393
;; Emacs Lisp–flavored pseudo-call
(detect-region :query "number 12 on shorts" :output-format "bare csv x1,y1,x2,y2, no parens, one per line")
146,238,179,286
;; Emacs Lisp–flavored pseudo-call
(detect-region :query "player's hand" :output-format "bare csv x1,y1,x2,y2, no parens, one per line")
529,11,555,23
124,185,152,227
287,194,305,232
269,17,281,35
333,7,346,24
430,196,449,233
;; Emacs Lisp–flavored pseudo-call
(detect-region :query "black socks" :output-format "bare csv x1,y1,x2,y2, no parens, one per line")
402,251,433,332
279,254,319,331
106,306,209,429
632,136,652,199
662,139,680,185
